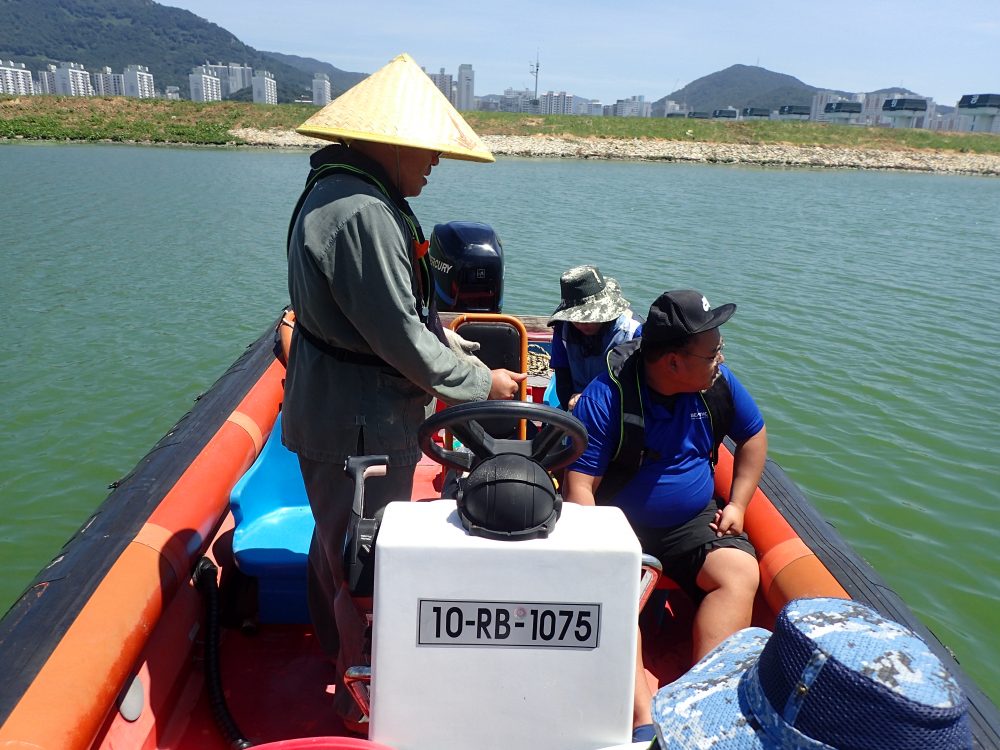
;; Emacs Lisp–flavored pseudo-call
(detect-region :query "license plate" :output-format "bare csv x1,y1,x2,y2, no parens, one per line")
417,599,601,649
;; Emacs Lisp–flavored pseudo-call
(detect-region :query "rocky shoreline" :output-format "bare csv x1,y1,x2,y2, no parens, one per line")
228,127,1000,176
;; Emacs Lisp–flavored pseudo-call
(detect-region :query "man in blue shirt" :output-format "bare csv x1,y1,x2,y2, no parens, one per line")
565,289,767,738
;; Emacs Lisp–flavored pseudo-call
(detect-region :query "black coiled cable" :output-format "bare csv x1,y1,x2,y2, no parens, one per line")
193,556,254,750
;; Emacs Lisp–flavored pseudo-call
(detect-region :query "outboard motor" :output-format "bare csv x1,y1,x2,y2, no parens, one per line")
428,221,504,312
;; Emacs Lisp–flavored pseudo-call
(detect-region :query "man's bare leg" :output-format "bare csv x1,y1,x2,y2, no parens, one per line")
633,628,653,728
692,546,759,661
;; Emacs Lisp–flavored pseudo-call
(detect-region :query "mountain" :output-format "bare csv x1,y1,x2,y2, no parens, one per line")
0,0,366,103
0,3,944,113
260,51,366,96
657,64,926,113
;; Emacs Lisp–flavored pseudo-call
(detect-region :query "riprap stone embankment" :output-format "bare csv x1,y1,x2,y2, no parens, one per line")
228,128,1000,176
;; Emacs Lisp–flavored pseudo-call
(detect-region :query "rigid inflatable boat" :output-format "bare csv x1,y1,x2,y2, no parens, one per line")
1,314,997,750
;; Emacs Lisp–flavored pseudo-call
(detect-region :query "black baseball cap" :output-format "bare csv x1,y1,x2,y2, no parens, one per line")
642,290,736,344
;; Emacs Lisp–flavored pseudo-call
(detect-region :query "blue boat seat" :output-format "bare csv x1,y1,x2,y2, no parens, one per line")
230,412,313,623
542,370,561,408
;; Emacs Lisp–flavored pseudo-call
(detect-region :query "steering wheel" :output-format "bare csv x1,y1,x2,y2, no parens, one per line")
417,400,588,473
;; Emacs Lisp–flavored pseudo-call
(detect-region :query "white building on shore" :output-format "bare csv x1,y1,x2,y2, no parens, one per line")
500,88,538,113
124,65,155,99
613,95,651,117
0,60,35,95
427,68,455,104
92,67,125,96
189,65,222,102
312,73,331,106
540,91,574,115
202,62,254,97
252,70,277,105
36,65,56,94
456,64,475,111
54,62,93,96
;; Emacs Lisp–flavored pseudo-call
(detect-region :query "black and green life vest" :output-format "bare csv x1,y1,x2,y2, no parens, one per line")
286,159,433,313
285,148,445,362
595,339,734,504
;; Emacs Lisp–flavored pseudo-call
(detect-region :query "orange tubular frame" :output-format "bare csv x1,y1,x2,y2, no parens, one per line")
0,360,285,750
713,447,849,616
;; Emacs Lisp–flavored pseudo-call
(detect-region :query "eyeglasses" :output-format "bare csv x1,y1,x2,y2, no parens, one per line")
682,339,725,362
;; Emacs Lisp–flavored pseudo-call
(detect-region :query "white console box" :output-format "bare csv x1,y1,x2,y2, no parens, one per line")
370,500,641,750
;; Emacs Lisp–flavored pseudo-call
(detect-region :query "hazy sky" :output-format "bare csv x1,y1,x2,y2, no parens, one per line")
162,0,997,106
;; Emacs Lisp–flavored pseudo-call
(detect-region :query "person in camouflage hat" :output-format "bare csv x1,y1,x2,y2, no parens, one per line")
649,597,972,749
547,265,640,410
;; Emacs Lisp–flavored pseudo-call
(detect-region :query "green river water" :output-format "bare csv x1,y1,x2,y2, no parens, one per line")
1,141,997,701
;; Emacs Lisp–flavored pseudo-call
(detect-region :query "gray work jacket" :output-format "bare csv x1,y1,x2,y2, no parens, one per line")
282,169,490,465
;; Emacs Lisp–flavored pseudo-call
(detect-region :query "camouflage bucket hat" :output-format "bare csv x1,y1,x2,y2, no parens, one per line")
547,265,630,326
651,597,971,749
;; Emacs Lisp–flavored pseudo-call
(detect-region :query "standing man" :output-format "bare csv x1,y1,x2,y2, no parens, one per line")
565,289,766,738
283,53,525,730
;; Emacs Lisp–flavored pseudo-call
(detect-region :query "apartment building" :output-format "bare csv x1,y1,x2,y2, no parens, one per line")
456,64,475,111
54,62,93,96
313,73,331,106
501,88,538,113
540,91,574,115
92,67,125,96
124,65,156,99
203,62,254,97
0,60,35,95
427,68,454,103
614,95,650,117
252,70,277,105
189,65,222,102
809,91,845,122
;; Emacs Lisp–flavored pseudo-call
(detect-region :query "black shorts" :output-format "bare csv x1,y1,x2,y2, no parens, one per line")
630,498,756,603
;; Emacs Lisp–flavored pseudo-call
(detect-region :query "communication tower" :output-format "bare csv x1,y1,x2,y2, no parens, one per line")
529,53,539,104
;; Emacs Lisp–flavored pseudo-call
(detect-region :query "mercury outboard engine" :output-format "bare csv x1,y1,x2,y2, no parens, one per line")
428,221,504,312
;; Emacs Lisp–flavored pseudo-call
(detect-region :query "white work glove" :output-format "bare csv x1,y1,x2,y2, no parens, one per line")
443,328,482,364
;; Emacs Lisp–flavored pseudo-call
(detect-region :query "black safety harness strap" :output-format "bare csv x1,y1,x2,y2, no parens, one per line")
293,321,399,373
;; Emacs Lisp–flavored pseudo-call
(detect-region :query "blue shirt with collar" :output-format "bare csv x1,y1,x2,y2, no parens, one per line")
569,363,764,527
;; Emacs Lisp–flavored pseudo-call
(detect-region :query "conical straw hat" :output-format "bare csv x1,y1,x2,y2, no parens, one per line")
297,53,494,163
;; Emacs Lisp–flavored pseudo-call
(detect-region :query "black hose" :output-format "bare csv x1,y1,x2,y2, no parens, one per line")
193,557,254,750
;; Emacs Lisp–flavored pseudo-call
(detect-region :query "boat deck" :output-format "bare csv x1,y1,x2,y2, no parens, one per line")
181,592,699,747
4,317,996,750
173,450,703,747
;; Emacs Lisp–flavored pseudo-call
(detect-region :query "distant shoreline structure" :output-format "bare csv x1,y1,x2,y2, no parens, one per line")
227,127,1000,176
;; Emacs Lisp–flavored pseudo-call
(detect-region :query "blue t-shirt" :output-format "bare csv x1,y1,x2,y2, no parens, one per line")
569,364,764,528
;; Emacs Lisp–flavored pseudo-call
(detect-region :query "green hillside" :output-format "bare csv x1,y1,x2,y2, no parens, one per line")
660,64,930,114
0,0,363,102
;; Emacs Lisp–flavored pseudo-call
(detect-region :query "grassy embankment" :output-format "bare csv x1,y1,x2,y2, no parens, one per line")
2,95,999,155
